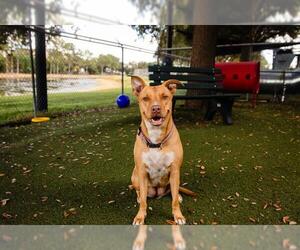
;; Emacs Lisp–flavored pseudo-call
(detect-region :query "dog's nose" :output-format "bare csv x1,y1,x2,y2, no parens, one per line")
151,105,161,115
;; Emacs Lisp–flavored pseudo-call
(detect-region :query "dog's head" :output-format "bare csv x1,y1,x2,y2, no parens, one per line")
131,76,181,127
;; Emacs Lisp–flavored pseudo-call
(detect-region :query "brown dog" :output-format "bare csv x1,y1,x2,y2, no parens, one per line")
130,76,195,225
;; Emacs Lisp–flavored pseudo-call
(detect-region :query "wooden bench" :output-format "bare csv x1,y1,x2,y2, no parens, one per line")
148,65,240,125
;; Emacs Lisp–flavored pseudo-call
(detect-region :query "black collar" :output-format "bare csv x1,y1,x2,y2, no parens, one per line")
137,125,173,149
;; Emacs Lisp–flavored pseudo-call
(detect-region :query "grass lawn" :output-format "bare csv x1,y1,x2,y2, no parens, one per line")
0,88,134,126
0,99,299,225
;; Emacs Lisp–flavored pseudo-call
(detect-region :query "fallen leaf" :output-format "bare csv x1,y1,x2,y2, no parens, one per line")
108,200,115,204
273,203,282,211
289,221,297,225
235,192,240,197
64,208,77,218
231,204,238,208
0,199,9,207
166,220,176,225
2,212,13,219
249,217,256,223
41,196,48,202
263,203,268,209
282,216,290,224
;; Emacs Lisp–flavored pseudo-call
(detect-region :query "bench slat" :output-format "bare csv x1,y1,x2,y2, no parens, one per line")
149,65,221,74
150,82,223,89
174,94,240,100
149,74,222,82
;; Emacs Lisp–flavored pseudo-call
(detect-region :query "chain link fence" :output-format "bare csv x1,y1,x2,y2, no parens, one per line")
0,29,151,125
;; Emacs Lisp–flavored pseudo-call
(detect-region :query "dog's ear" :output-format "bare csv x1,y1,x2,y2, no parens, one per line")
131,76,145,97
163,79,182,94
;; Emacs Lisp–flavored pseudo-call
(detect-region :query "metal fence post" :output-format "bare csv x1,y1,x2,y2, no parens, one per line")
35,0,48,112
121,45,124,95
281,70,287,103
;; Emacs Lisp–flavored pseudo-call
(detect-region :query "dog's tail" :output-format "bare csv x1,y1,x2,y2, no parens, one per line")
179,186,197,197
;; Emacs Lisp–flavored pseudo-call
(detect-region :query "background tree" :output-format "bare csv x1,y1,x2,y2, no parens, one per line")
130,0,300,107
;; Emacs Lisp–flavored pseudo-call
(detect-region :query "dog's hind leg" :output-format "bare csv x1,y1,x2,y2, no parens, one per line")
131,166,141,203
156,186,171,200
156,187,183,203
147,186,156,198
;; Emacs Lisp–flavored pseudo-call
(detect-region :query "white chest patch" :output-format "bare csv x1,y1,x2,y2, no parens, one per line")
142,149,174,186
144,120,161,143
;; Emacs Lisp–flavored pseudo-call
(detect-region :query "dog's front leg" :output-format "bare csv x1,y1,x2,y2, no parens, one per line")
170,168,186,225
133,167,148,225
172,225,186,249
132,225,147,250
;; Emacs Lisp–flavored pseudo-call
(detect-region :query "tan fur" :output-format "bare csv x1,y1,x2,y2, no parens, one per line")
130,76,195,225
132,225,186,250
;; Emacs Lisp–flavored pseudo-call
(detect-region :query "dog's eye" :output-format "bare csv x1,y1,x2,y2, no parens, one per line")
162,95,169,100
142,97,149,102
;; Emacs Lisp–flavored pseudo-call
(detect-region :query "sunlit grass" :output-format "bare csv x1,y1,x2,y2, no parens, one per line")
0,99,299,224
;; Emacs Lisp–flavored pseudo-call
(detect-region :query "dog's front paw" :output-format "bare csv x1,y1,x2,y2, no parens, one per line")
174,237,186,250
133,211,146,225
132,239,145,250
173,211,186,225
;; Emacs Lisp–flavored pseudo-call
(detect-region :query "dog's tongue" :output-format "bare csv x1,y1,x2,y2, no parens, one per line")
151,117,163,126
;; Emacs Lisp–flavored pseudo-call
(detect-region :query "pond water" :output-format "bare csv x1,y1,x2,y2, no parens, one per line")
0,78,99,96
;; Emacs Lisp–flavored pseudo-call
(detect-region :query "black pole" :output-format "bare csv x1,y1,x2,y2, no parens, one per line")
28,30,37,117
165,0,173,66
121,45,124,95
35,0,47,112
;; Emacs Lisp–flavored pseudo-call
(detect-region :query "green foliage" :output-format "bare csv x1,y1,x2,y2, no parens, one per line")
0,26,28,45
0,54,5,72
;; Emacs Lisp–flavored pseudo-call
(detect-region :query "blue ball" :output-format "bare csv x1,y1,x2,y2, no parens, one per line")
116,94,130,108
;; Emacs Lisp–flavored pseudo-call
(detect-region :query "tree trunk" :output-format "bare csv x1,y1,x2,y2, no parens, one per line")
186,25,217,108
10,55,14,73
16,56,19,74
5,55,9,73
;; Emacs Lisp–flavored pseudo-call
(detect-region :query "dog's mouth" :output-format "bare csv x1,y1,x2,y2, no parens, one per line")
150,116,164,126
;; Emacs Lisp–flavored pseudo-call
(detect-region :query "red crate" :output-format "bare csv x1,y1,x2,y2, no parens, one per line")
215,62,260,107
